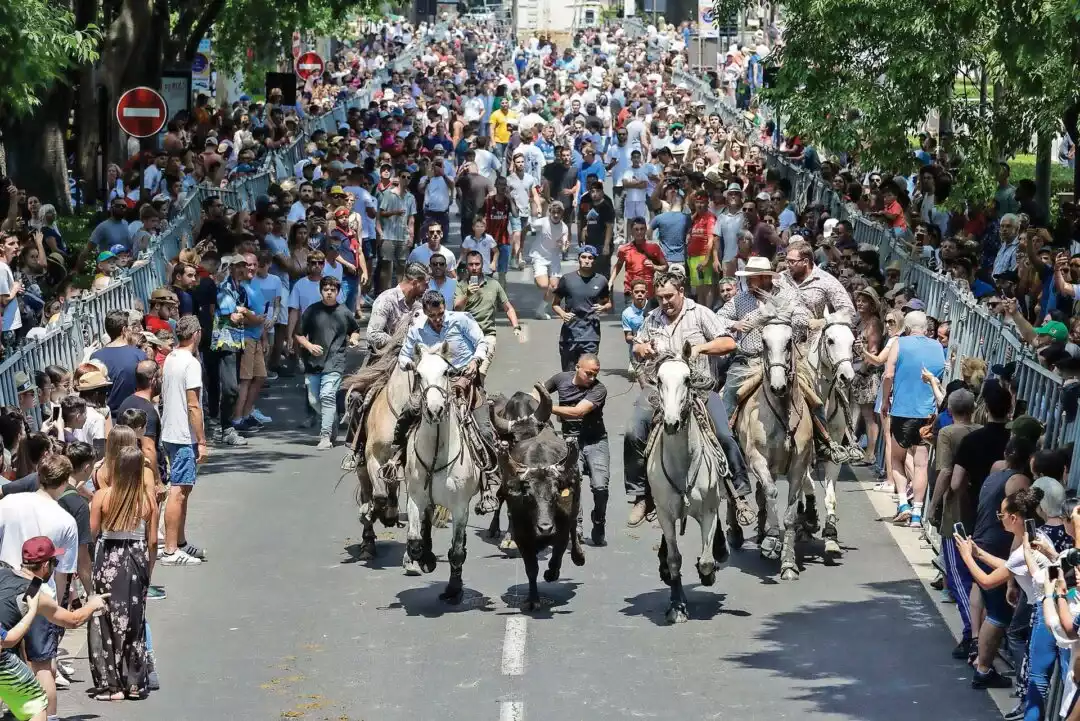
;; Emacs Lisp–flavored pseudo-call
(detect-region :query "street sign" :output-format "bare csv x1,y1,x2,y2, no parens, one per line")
116,86,168,138
192,53,209,74
295,51,324,81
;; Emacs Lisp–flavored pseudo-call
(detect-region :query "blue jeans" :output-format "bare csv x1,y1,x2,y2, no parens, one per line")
1024,604,1070,721
305,371,343,439
496,244,511,273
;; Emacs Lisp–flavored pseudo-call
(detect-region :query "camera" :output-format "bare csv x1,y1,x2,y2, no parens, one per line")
1059,547,1080,572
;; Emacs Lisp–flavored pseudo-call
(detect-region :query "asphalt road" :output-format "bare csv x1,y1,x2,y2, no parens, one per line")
57,233,1000,721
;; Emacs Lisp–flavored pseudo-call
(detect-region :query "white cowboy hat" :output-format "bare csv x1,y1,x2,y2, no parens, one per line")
735,256,776,277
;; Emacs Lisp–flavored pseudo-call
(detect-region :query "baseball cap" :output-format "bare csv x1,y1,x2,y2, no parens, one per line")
578,245,599,257
755,191,771,201
1006,414,1045,441
1035,320,1068,341
902,298,925,312
22,537,64,565
109,244,130,255
96,251,117,263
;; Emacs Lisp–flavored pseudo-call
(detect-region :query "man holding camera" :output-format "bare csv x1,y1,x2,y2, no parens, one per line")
454,251,522,384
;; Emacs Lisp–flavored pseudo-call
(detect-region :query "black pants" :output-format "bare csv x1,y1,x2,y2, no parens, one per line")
202,343,220,419
216,351,240,428
559,340,599,372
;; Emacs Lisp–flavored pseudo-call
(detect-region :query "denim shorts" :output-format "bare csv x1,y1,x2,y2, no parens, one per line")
979,562,1015,628
25,614,59,662
165,442,198,486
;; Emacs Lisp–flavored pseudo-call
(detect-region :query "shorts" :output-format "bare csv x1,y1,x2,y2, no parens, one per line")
239,338,267,380
979,564,1015,628
686,256,714,287
624,199,648,221
530,251,562,279
496,245,512,274
379,238,410,265
164,442,198,486
509,216,525,233
24,614,59,663
890,416,931,449
479,333,498,376
0,652,47,720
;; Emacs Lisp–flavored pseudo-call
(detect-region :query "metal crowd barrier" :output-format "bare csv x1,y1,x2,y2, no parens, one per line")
0,30,435,420
672,67,1080,486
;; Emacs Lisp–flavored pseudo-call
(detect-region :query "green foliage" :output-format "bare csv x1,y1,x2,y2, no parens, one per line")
0,1,100,117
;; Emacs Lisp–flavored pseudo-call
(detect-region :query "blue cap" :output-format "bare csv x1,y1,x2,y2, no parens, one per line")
239,94,251,102
578,245,599,257
108,244,129,255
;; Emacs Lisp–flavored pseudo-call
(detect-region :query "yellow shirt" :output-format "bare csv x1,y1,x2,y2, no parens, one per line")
489,109,514,144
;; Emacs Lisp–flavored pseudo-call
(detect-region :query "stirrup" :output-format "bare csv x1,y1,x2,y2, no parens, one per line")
733,495,756,527
341,453,358,472
474,487,499,515
379,459,403,486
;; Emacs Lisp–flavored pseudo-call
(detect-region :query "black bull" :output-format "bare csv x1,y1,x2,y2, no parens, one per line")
489,385,586,611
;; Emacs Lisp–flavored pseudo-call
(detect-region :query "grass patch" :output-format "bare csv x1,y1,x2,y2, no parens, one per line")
1011,154,1074,196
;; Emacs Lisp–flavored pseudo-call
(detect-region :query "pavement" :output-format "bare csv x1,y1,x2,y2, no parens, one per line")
56,232,1003,721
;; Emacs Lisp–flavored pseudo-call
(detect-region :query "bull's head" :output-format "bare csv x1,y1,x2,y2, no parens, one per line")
504,437,578,540
489,383,552,440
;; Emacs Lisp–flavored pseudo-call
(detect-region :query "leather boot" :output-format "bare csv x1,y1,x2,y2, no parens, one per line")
591,489,608,546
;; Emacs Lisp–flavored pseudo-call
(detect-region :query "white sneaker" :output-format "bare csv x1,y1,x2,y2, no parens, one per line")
54,669,70,688
317,437,333,450
219,427,248,446
58,660,74,678
160,550,202,566
251,409,273,424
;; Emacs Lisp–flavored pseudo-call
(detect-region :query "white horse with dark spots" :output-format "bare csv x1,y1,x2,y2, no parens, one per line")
646,341,729,624
804,309,856,563
401,342,485,604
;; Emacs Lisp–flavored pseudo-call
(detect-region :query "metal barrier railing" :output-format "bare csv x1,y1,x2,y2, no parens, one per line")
672,67,1080,486
0,28,441,419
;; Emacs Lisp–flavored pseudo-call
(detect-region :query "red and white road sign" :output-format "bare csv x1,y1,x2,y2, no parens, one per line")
116,86,168,138
295,51,324,81
291,31,302,60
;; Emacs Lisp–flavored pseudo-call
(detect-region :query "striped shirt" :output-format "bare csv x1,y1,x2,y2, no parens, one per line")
634,298,729,379
376,188,417,241
367,286,418,351
716,286,810,356
777,266,855,320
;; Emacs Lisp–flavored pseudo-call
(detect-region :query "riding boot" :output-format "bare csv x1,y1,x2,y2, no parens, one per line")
591,489,608,546
810,406,851,464
379,402,419,491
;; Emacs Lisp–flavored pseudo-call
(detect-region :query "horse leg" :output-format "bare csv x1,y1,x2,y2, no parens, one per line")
822,465,842,564
657,510,688,623
404,484,425,563
696,503,721,586
749,455,780,560
418,505,438,574
439,505,469,604
781,456,808,581
801,472,820,535
657,534,672,587
356,468,377,561
725,500,744,551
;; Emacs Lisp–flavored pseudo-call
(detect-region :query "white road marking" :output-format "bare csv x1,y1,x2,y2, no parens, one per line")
499,700,525,721
500,617,527,675
122,108,161,118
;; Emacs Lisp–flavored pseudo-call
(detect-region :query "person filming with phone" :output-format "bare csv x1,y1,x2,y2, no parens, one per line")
453,251,522,386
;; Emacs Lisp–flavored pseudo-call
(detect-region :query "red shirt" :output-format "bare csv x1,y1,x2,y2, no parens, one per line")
483,195,512,246
617,241,666,296
687,211,716,258
144,315,172,333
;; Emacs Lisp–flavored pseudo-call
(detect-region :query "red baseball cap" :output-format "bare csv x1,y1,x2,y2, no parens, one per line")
22,536,64,565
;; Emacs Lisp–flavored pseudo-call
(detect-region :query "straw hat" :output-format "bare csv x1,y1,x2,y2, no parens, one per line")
735,256,776,277
854,285,882,312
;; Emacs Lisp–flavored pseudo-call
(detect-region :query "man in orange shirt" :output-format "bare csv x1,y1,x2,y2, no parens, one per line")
608,216,669,309
686,190,718,309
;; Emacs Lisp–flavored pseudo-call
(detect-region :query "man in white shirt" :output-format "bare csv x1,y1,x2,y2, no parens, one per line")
288,182,314,224
528,202,570,319
418,160,454,238
408,223,457,273
159,316,208,567
605,128,634,235
621,150,651,227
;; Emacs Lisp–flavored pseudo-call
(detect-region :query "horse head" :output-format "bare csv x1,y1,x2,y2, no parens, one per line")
760,301,795,396
820,309,856,385
657,341,694,434
414,342,453,422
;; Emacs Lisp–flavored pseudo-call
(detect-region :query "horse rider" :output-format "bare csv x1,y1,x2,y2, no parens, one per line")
777,239,861,461
383,290,496,499
624,270,756,529
366,262,430,353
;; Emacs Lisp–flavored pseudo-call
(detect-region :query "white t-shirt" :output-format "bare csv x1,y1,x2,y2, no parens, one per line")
160,347,203,445
462,234,497,274
288,276,324,314
287,200,308,224
72,406,107,449
606,144,634,188
408,244,456,269
622,167,651,203
0,492,78,592
528,218,567,258
0,262,22,332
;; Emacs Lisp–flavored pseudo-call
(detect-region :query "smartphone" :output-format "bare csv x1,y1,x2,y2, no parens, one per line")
470,275,482,287
696,265,705,280
51,406,60,422
953,522,967,540
1025,518,1039,539
1050,566,1061,581
23,577,42,601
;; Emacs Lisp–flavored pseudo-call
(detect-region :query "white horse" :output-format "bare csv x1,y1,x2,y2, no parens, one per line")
402,342,485,604
804,310,856,563
646,341,729,624
735,302,815,581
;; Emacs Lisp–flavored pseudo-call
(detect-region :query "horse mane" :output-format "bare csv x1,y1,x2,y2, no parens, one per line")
342,313,414,392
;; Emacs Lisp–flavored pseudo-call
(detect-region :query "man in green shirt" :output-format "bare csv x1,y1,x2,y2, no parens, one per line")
454,250,522,382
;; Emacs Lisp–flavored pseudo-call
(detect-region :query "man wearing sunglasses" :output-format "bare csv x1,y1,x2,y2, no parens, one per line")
407,222,457,277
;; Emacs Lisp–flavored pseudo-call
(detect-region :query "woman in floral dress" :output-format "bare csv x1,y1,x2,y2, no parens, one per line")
88,445,158,700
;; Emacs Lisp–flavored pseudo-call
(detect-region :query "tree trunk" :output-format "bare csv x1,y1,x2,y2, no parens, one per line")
4,85,74,212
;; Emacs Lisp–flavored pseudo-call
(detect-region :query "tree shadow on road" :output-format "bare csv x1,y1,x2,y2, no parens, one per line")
386,583,496,617
620,588,749,626
727,579,996,721
200,447,312,475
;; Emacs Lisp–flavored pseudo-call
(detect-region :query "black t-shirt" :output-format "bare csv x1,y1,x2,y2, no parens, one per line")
953,421,1010,527
58,488,91,547
192,276,218,348
0,568,30,655
457,173,493,219
198,218,234,253
299,301,360,374
544,371,607,441
118,394,164,481
583,196,615,248
554,271,610,344
971,468,1022,558
543,162,577,199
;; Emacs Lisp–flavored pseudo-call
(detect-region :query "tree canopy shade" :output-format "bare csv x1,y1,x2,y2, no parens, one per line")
714,0,1080,201
0,0,100,119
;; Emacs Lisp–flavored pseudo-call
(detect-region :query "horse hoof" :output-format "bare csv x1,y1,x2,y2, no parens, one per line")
665,603,689,624
543,567,561,583
521,596,543,613
439,586,464,605
402,556,422,576
406,539,424,561
697,560,717,586
727,525,744,551
780,566,800,581
795,528,813,544
356,540,376,561
419,552,438,574
823,521,838,542
570,546,585,567
824,539,842,564
760,535,781,561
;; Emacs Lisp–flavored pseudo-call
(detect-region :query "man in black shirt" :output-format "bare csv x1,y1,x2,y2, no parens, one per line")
580,181,615,273
545,353,610,546
455,162,494,241
295,276,361,449
119,360,164,489
541,145,579,209
553,246,611,371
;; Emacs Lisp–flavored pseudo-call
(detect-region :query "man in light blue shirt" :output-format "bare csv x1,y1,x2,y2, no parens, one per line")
992,213,1021,276
398,290,488,373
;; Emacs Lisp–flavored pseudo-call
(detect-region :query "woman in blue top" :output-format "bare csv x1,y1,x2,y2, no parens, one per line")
881,310,946,528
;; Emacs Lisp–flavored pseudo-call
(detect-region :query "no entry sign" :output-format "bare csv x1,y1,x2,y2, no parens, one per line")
116,86,167,138
295,52,324,81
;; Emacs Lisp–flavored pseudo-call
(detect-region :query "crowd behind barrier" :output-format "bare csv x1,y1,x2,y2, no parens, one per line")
0,24,443,430
671,66,1080,489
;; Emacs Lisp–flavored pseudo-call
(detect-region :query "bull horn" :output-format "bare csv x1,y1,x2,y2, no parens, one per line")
532,383,552,425
488,399,512,435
